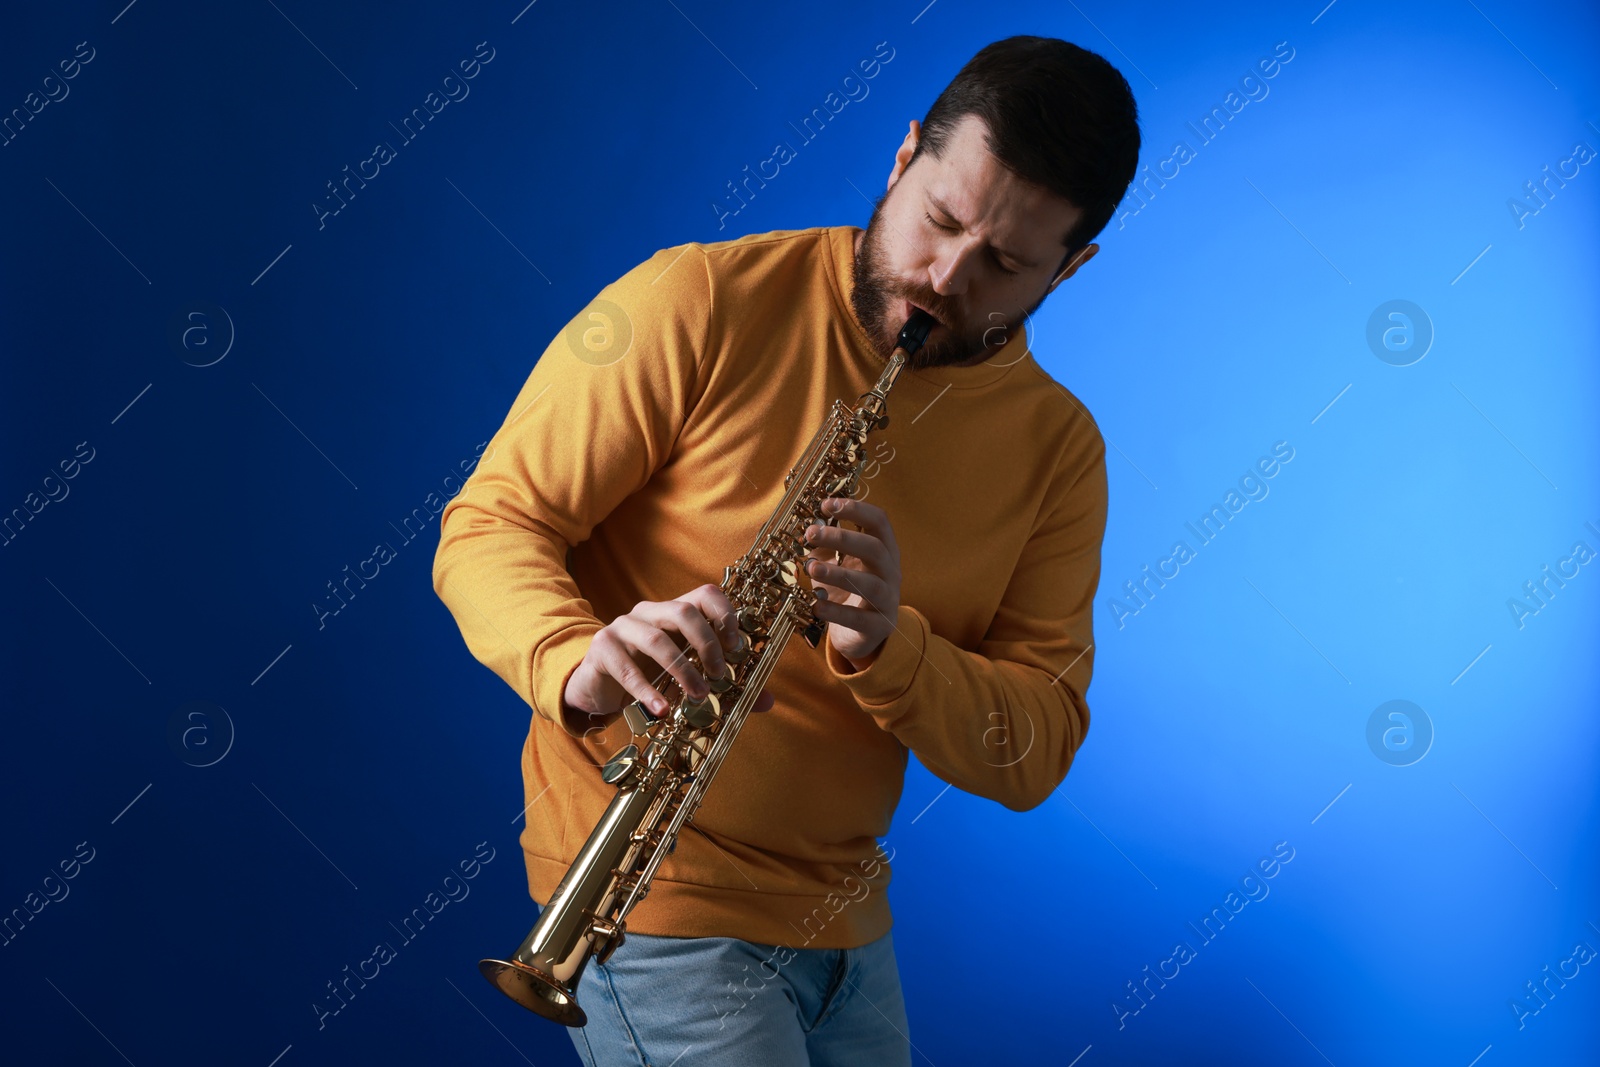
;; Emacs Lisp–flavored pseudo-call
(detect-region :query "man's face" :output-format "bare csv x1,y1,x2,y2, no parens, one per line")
851,113,1093,370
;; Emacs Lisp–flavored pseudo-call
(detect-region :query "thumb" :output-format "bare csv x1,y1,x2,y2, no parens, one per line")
753,690,776,714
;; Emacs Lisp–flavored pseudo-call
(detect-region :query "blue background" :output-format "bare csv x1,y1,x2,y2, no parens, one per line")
3,1,1597,1064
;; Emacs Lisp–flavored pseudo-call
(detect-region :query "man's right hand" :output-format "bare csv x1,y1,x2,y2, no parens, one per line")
562,583,777,730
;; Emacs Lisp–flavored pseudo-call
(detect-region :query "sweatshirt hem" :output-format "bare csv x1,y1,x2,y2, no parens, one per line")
521,849,893,951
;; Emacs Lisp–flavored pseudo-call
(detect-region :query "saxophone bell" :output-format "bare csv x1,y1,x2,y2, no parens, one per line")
479,944,591,1027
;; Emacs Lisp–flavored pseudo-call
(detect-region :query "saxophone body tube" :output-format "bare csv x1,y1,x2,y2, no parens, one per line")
476,309,935,1027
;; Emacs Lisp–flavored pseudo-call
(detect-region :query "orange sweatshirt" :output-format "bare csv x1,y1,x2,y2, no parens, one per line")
432,225,1107,950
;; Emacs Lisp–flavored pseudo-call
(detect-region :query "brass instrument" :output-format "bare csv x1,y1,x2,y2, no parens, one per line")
479,309,936,1026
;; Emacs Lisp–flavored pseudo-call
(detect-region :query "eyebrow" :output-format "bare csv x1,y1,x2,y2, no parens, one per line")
926,193,1042,270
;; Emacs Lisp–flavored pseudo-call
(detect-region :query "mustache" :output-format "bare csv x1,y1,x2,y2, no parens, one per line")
895,286,960,330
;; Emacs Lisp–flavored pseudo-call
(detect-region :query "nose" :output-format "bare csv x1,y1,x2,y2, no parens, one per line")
927,240,980,299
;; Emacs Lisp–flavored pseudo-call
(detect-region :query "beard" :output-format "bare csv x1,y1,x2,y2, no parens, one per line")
849,190,1041,371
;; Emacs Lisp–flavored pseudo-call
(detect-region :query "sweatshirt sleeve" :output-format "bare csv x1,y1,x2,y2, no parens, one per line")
822,425,1108,812
432,243,712,728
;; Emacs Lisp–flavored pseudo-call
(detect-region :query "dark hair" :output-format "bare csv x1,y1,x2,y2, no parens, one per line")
909,36,1141,272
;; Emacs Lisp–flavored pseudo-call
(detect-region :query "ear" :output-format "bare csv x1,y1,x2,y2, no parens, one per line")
887,120,921,191
1045,243,1100,294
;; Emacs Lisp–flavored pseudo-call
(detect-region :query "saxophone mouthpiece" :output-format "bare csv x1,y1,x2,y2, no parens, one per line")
896,309,936,356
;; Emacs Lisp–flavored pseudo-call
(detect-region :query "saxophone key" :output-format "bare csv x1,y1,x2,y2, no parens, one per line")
679,692,720,730
683,733,714,773
600,744,641,786
801,619,826,649
622,700,653,736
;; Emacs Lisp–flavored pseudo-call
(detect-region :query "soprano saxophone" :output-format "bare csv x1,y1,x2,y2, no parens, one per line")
479,309,935,1027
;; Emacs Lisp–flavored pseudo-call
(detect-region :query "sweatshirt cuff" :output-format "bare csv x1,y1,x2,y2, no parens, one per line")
531,623,603,728
823,604,929,708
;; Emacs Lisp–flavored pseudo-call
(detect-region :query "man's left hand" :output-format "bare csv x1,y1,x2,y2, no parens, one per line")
803,496,901,670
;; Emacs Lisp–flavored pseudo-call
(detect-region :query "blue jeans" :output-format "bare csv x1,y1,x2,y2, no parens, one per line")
564,925,914,1067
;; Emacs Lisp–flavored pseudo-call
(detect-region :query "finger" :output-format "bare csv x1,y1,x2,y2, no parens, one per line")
805,521,889,574
673,584,741,666
802,525,835,586
814,599,885,629
593,628,675,717
666,593,742,662
753,690,775,713
803,554,847,601
804,510,867,578
823,497,898,558
613,615,709,714
804,558,886,606
654,596,730,680
801,552,834,603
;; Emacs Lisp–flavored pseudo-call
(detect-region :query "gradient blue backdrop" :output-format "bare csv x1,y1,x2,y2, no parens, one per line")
3,1,1597,1064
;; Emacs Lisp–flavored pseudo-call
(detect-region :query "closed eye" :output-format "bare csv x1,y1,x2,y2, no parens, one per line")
923,212,1018,276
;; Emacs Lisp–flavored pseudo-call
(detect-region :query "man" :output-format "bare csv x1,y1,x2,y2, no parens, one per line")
433,35,1139,1066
